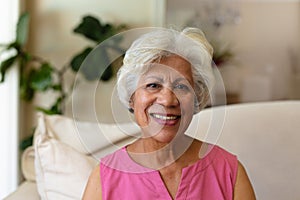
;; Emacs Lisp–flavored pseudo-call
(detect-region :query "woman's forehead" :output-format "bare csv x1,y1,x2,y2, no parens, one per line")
142,56,194,84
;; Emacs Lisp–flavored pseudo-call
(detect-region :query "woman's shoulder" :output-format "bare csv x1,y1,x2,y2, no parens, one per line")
91,164,101,177
100,147,128,168
200,143,237,161
82,164,102,200
213,145,237,160
208,145,256,199
202,144,238,173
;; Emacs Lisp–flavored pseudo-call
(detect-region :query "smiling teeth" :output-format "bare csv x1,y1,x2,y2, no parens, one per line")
152,114,178,120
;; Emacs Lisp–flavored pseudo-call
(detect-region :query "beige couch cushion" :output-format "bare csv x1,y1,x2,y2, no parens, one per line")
21,146,35,182
4,181,39,200
187,100,300,200
33,113,139,200
17,101,300,200
35,132,97,199
35,113,139,155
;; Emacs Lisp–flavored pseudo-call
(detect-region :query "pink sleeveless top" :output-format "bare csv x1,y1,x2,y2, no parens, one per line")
100,145,238,200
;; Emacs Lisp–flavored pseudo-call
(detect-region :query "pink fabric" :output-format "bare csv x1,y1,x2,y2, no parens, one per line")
100,145,238,200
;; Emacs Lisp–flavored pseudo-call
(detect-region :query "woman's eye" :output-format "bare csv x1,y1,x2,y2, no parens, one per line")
174,84,189,91
146,83,161,89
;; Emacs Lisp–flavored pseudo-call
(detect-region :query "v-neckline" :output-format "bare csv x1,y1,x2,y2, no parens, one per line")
122,144,217,199
156,169,183,200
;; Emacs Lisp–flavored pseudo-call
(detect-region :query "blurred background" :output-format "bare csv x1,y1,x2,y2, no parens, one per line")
1,0,300,198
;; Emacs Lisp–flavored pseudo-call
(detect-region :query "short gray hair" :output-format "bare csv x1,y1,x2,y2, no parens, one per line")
117,27,215,113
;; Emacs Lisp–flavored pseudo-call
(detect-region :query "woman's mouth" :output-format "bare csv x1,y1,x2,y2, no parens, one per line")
150,113,181,126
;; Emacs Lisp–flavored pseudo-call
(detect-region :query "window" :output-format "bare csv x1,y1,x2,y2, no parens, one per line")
0,0,20,198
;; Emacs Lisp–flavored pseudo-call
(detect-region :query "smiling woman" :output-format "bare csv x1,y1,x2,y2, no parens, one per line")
130,56,195,144
83,27,256,200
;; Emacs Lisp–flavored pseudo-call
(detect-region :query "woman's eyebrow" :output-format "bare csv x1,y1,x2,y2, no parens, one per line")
174,77,188,82
174,77,193,85
143,75,164,82
143,76,192,84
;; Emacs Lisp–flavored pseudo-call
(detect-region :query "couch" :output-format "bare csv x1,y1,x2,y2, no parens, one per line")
4,101,300,199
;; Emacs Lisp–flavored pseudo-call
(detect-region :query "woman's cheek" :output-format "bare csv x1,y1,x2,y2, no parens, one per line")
133,92,151,126
180,95,194,113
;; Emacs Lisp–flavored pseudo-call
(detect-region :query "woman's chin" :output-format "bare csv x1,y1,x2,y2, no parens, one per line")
141,127,181,145
139,118,189,145
152,133,176,144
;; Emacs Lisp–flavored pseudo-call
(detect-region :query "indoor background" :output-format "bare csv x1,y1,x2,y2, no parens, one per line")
1,0,300,198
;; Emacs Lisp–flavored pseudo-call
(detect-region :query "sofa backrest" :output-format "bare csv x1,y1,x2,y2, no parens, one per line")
22,100,300,199
187,100,300,200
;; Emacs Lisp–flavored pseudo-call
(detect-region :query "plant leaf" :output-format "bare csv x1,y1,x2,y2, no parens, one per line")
100,65,113,81
73,16,105,42
80,48,112,81
51,84,62,91
73,16,124,43
49,97,63,114
36,106,61,115
20,73,35,101
36,96,63,115
0,55,18,82
70,47,93,72
16,12,30,46
6,42,20,52
19,134,34,151
30,63,53,91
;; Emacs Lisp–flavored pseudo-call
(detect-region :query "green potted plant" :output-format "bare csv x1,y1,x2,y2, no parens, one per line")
0,12,127,149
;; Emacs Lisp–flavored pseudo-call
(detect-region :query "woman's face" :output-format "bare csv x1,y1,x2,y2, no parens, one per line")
130,55,195,144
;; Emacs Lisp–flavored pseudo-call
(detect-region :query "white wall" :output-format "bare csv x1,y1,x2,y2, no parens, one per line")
166,0,300,102
22,0,162,135
0,0,20,198
25,0,300,128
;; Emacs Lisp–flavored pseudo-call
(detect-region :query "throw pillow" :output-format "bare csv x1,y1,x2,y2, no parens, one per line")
33,113,140,199
34,122,97,199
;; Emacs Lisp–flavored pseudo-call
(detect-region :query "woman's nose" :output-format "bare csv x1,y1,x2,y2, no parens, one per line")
156,88,179,107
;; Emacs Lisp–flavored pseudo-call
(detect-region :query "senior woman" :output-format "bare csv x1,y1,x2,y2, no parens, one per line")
83,27,256,200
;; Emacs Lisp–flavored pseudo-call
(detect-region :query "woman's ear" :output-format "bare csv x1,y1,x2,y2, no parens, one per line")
129,96,134,113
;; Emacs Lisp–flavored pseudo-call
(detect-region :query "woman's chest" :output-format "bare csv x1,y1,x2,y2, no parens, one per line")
159,169,182,199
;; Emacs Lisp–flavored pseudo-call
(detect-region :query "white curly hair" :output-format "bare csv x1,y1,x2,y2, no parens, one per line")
117,27,215,113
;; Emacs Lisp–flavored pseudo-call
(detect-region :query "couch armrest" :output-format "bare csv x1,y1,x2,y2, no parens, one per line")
4,181,39,200
21,146,35,182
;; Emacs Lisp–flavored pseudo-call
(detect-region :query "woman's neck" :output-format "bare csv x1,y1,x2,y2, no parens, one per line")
127,135,202,170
